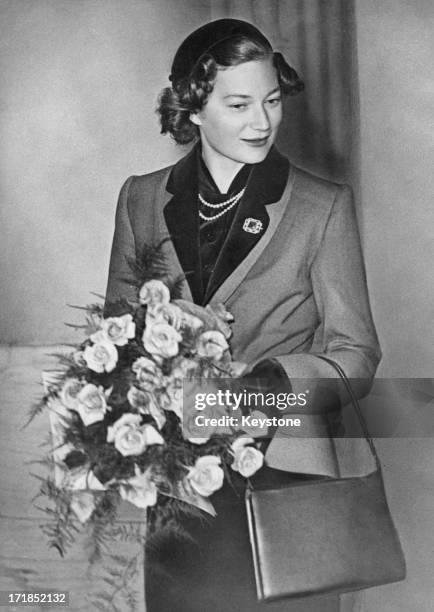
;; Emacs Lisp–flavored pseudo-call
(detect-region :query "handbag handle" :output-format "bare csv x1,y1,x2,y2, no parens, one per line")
315,354,381,471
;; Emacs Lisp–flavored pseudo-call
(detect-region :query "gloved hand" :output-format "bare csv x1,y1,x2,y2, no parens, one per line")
238,358,292,442
246,358,291,392
240,358,292,415
234,359,291,417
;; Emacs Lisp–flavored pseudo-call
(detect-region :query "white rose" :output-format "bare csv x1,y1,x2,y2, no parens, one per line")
142,322,182,359
132,356,163,390
184,402,234,444
171,358,198,381
70,491,95,523
139,280,170,308
231,437,264,477
83,340,118,373
183,405,212,444
205,303,234,338
196,330,229,361
59,378,84,409
74,383,111,426
180,311,204,332
92,314,135,346
127,387,166,429
127,386,149,409
160,383,183,419
187,455,224,497
67,469,106,491
174,299,210,329
120,465,157,509
146,303,184,331
206,302,234,323
106,413,164,456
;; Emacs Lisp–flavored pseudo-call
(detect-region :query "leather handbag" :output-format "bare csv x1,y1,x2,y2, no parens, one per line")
245,356,406,601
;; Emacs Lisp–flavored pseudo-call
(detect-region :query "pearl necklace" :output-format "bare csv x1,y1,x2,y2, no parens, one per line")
198,188,245,222
199,188,245,209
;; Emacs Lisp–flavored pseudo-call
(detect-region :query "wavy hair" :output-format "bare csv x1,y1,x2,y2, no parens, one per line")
157,36,304,145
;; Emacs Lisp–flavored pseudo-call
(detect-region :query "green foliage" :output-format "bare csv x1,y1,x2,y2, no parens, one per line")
86,489,121,563
167,273,187,300
24,395,51,428
64,305,103,336
88,549,143,612
109,522,147,546
36,476,81,556
126,238,172,285
46,351,80,368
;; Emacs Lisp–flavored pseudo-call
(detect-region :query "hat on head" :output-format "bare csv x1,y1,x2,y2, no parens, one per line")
169,18,272,85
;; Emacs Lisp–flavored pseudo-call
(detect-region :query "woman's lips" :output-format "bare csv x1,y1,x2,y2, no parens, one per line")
242,136,270,147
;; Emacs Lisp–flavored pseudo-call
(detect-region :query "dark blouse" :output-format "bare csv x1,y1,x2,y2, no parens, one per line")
198,151,252,295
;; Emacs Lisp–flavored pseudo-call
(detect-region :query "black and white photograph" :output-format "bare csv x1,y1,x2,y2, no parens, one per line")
0,1,433,611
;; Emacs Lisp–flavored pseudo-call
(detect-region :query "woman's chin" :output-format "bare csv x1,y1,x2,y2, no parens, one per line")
236,143,273,165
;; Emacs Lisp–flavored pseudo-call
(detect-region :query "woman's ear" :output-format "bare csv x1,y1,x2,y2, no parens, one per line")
189,112,202,126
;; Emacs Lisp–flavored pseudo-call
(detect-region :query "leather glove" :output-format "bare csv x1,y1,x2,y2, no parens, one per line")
239,358,292,443
241,358,292,415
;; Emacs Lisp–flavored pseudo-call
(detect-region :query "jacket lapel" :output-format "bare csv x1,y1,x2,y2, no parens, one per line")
204,147,290,303
163,147,204,303
209,165,295,305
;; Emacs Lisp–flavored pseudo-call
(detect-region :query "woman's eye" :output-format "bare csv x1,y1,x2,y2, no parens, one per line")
229,103,248,110
266,98,281,106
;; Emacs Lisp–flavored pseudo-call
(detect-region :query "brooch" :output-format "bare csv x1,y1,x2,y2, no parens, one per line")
243,218,263,234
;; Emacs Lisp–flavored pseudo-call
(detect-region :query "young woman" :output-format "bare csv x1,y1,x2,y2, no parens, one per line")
105,18,381,612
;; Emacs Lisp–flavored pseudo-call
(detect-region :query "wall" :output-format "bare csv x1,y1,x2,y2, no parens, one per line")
355,0,434,376
0,0,357,344
2,0,432,369
0,0,210,343
0,2,433,609
355,2,434,609
210,0,360,186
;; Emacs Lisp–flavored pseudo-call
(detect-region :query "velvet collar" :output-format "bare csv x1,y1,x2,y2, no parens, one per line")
164,144,290,304
166,143,288,202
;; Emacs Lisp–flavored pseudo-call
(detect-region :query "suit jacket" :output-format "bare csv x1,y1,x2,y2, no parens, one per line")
105,146,381,476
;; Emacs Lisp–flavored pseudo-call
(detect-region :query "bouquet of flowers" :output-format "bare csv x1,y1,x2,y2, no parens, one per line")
31,243,266,569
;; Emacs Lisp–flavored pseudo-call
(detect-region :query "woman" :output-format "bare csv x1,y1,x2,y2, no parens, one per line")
105,18,381,612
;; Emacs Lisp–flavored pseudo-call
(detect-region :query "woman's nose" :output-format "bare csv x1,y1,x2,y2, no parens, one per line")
250,104,271,131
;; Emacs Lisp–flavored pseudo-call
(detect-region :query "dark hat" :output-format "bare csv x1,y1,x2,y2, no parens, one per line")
169,18,272,85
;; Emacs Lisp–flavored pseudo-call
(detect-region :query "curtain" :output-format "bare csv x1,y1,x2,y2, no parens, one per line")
209,0,359,187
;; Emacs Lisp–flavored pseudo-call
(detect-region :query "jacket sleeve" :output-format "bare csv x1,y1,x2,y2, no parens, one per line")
104,176,138,314
274,184,381,399
266,185,381,476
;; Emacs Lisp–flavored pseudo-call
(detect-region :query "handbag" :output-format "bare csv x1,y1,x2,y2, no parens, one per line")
245,355,406,601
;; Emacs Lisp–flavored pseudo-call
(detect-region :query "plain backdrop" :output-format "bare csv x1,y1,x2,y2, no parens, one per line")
0,0,209,343
0,0,360,345
0,2,433,610
1,0,433,379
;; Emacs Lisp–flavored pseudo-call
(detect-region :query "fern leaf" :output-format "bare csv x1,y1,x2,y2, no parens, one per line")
23,396,49,428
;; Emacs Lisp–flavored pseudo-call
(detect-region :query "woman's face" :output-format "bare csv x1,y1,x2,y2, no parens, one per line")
190,57,282,169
